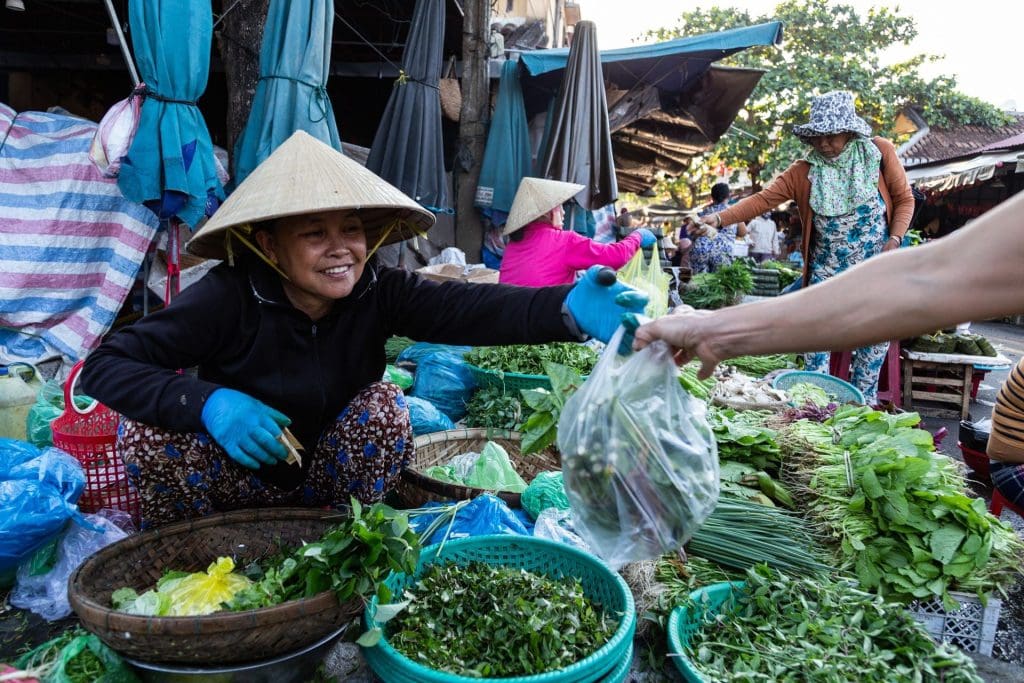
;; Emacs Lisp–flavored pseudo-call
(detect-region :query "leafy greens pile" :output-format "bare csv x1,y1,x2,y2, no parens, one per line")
385,561,617,677
682,261,754,310
783,406,1024,604
708,407,782,472
685,565,983,683
464,386,530,430
724,354,797,377
464,342,597,376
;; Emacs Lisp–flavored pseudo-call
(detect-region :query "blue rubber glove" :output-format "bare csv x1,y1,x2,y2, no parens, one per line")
565,266,649,344
635,228,657,248
201,388,291,469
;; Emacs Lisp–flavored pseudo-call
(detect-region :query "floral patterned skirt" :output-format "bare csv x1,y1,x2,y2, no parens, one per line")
117,381,413,530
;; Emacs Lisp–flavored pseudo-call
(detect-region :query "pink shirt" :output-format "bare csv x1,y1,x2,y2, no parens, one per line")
499,222,643,286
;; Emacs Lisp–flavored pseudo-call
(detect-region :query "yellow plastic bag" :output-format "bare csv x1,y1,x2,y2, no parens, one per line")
617,249,670,318
162,557,252,616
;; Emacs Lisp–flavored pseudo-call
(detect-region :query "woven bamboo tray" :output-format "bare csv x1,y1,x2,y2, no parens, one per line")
68,507,363,665
398,428,560,508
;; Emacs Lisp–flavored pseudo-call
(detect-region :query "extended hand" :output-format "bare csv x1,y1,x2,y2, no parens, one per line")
632,305,724,378
635,228,657,248
565,265,649,343
201,388,290,469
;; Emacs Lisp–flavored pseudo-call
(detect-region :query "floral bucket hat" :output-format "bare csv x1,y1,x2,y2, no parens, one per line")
792,91,872,139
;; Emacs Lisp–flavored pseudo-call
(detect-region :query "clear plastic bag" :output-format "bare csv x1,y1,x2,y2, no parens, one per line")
11,511,129,621
533,508,590,552
557,327,720,569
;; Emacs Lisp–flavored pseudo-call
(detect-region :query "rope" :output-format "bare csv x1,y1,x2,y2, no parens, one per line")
332,10,440,90
143,86,197,106
261,74,330,122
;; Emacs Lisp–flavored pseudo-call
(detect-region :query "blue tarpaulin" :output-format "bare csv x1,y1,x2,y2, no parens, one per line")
116,0,224,227
519,22,784,87
232,0,341,187
475,60,532,218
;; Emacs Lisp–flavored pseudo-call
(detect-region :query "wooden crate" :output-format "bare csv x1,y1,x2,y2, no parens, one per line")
901,358,973,419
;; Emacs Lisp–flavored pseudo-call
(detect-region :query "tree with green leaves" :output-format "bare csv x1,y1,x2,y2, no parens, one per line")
649,0,1010,197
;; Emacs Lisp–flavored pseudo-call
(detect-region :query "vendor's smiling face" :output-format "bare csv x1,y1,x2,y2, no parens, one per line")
256,210,367,319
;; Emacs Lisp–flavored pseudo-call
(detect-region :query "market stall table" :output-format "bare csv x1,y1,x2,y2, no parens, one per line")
901,349,1011,419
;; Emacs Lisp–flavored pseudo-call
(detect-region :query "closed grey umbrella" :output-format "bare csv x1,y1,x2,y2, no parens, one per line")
366,0,447,211
538,21,616,211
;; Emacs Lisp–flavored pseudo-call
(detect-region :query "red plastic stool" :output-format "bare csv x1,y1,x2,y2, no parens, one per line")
990,489,1024,518
828,341,902,406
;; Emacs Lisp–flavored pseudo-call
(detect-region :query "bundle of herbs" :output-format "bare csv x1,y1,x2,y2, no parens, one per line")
723,353,797,377
518,362,584,454
682,261,754,310
802,406,1024,604
383,561,617,677
683,564,983,683
464,342,598,376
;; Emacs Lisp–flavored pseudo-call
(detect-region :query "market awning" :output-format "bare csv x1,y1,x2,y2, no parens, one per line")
905,150,1024,193
517,22,783,193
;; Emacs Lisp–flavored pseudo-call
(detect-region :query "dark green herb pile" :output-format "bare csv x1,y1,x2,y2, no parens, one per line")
686,565,983,683
464,386,531,430
387,561,617,677
225,500,419,610
682,261,754,310
465,342,598,376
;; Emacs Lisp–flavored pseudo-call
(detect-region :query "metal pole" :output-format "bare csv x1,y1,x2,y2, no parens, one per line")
102,0,140,87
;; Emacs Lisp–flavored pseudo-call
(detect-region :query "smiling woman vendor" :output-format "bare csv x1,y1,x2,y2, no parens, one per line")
81,131,646,529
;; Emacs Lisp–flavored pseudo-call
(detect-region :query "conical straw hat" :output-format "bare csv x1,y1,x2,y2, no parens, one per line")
502,177,585,236
187,130,435,260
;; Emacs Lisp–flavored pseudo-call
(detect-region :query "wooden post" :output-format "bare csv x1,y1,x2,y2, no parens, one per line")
453,0,490,261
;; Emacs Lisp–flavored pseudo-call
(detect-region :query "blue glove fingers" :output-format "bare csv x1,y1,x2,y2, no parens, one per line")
251,427,288,462
238,433,278,466
637,228,657,248
226,443,261,470
614,290,649,313
264,406,291,428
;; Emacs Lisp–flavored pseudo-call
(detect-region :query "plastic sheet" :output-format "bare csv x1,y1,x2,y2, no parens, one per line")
532,508,590,552
463,441,527,492
0,441,86,587
11,511,129,621
409,494,532,545
521,471,570,520
407,396,455,435
88,87,144,178
383,364,414,391
410,350,476,422
557,327,720,569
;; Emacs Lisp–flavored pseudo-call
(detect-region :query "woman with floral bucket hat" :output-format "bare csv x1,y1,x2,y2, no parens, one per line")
80,131,648,529
693,91,915,404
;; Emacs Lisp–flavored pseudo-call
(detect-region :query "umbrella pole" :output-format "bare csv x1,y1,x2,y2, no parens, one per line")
102,0,140,87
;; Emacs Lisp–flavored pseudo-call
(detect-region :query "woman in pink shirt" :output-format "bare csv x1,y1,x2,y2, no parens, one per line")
499,177,656,286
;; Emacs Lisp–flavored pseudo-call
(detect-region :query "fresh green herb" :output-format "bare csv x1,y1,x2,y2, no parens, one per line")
687,498,828,575
683,261,754,310
225,500,420,611
725,354,797,377
465,342,598,376
518,362,584,454
464,386,531,430
386,562,617,677
685,565,983,683
385,336,416,363
708,407,782,472
679,362,717,401
11,629,137,683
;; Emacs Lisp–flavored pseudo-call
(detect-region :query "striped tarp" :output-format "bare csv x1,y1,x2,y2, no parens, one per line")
0,103,159,361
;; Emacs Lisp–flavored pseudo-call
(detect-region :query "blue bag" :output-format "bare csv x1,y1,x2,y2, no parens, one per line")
410,351,476,422
410,494,533,545
0,439,86,587
396,342,471,369
407,396,456,435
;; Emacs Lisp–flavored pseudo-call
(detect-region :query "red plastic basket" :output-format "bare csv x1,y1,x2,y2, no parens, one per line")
957,442,990,482
51,360,139,524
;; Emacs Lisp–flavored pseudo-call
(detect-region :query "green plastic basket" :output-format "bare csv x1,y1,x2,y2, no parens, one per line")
667,582,746,683
362,535,636,683
466,363,555,392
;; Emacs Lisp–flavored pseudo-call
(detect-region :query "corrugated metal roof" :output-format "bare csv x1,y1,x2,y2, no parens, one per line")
899,113,1024,167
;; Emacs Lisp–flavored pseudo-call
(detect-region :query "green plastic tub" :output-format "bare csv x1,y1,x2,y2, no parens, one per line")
667,581,746,683
362,535,636,683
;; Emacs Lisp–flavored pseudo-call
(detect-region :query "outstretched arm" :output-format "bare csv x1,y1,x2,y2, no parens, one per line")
634,191,1024,376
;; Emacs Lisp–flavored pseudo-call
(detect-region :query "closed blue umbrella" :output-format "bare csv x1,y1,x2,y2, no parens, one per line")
476,60,532,219
366,0,447,210
233,0,341,186
116,0,224,229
